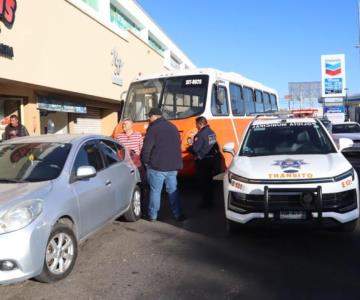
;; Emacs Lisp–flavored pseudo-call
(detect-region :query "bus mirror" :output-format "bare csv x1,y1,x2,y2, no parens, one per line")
120,90,127,101
120,91,127,101
216,86,225,105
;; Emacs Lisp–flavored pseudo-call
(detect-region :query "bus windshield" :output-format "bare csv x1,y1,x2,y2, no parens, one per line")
123,75,209,121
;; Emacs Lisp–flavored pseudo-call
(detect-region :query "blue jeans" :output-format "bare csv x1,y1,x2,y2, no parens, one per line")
147,168,182,220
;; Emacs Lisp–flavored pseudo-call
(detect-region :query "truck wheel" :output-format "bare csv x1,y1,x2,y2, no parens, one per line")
339,219,357,232
226,219,241,234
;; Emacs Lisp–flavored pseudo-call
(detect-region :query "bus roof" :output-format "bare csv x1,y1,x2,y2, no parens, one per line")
133,68,278,95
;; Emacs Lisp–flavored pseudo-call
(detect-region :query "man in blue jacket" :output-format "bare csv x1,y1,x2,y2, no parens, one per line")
141,107,185,222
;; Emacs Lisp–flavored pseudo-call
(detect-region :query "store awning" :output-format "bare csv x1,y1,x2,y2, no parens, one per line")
37,96,87,114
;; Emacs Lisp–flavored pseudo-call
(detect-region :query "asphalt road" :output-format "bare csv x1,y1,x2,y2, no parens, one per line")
2,180,360,300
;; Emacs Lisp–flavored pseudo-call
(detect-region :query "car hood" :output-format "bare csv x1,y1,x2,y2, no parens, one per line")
332,133,360,140
0,181,52,209
229,153,352,180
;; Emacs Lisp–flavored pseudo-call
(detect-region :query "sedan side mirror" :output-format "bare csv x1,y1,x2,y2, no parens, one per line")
76,166,96,179
338,138,354,152
223,142,235,156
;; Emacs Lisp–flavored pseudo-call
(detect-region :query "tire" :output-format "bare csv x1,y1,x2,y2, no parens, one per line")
35,223,78,283
124,185,142,222
226,219,241,234
338,219,358,232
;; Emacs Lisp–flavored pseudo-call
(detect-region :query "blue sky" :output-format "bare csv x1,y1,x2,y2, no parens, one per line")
138,0,360,109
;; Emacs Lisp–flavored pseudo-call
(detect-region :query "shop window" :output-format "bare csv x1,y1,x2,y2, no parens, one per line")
81,0,98,11
148,34,165,55
170,55,181,70
110,4,140,33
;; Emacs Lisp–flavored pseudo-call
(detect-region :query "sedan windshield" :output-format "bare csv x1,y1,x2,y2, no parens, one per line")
122,75,209,121
240,122,336,156
332,123,360,134
0,143,71,182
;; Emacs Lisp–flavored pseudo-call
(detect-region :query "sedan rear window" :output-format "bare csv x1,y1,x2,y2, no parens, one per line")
0,143,71,182
332,123,360,134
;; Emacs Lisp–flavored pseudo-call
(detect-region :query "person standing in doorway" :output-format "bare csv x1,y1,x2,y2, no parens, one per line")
187,116,220,208
141,108,185,222
4,115,29,140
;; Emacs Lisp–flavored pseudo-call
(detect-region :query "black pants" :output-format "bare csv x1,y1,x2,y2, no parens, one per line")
196,157,218,205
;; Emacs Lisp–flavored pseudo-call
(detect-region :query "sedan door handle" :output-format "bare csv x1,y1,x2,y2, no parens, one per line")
105,180,112,186
130,169,135,174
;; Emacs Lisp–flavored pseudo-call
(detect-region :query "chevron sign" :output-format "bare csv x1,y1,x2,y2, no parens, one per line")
325,62,341,76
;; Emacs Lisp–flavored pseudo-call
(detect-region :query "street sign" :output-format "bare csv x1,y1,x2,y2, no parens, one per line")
323,106,345,113
324,97,343,103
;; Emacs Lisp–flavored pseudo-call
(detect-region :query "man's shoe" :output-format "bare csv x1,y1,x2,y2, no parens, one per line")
146,216,157,222
175,214,187,222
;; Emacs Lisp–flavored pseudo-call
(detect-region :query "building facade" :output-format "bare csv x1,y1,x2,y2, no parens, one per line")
0,0,194,139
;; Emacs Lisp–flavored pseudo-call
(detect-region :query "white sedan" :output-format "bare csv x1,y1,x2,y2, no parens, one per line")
332,122,360,147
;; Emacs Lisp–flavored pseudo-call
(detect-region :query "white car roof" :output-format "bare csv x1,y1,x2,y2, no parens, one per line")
252,117,316,126
332,122,359,125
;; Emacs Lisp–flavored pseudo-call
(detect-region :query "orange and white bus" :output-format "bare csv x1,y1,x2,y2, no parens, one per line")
113,68,278,176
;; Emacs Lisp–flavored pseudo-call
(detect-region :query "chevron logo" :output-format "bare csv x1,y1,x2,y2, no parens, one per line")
325,62,341,76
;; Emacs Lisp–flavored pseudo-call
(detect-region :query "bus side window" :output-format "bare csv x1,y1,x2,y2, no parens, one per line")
255,90,264,113
270,94,278,111
230,83,245,116
263,92,272,112
211,85,229,116
243,87,255,115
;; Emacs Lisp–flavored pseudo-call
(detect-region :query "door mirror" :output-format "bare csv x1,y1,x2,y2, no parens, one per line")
338,138,354,151
223,142,235,156
76,166,96,179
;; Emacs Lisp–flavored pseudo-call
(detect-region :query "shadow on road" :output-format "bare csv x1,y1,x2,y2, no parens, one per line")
145,179,360,299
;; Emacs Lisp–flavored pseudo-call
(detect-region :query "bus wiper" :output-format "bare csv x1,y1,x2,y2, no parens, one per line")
0,178,28,183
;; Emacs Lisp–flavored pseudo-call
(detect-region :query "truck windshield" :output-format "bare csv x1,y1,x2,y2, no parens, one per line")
122,75,209,121
240,122,336,156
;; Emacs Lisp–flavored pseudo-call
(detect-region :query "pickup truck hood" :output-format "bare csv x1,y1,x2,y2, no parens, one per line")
229,154,351,180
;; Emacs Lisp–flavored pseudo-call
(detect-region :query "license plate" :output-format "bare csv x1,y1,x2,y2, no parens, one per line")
279,211,306,220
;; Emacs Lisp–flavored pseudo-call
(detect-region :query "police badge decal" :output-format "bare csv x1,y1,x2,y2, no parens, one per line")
273,158,307,173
